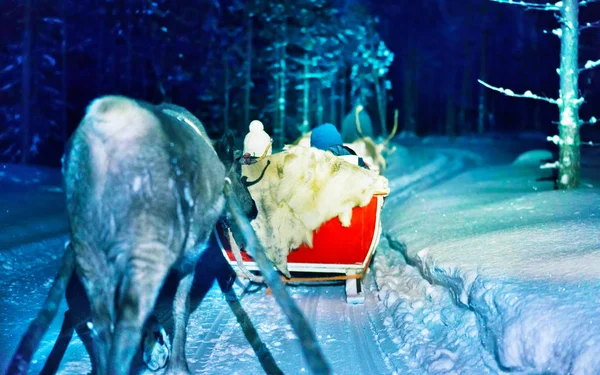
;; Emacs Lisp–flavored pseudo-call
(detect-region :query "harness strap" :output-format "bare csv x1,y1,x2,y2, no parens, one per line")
227,228,265,283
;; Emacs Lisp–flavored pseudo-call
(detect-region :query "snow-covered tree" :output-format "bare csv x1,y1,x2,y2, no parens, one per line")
479,0,600,189
205,0,247,133
343,4,394,136
286,0,345,134
254,1,292,147
1,0,78,164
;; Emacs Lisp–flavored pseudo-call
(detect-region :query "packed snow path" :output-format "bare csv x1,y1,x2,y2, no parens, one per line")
0,141,522,374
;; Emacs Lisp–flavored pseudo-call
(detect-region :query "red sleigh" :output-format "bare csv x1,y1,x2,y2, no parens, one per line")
215,194,386,304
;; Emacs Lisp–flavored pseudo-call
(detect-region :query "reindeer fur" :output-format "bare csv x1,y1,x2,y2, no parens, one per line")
283,132,393,174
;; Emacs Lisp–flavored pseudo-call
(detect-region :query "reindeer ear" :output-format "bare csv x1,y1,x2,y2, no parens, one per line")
223,131,235,157
215,130,236,168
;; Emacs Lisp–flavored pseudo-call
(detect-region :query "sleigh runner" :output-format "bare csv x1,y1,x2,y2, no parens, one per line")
216,193,386,304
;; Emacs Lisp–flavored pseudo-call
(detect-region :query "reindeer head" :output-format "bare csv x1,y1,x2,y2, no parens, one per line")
216,131,272,246
352,108,399,173
214,129,258,221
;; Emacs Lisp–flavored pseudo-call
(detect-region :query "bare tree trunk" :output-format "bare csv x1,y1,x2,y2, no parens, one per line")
96,0,105,95
316,80,323,125
458,67,472,134
273,53,280,131
519,101,528,131
61,0,68,145
373,71,387,137
224,56,230,132
533,104,541,131
141,59,147,97
329,78,336,125
155,50,168,102
477,34,487,134
350,64,358,106
477,90,486,134
275,3,289,148
382,79,388,135
340,67,346,126
21,0,32,164
125,2,132,93
275,38,287,148
403,60,415,134
425,97,435,135
557,0,581,189
445,99,456,137
111,26,118,91
458,41,473,134
300,53,310,134
244,8,253,128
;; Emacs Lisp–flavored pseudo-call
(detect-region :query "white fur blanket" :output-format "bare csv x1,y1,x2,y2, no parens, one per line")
242,147,389,276
283,133,384,174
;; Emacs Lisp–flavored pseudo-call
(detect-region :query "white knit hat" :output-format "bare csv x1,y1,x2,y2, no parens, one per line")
243,120,272,157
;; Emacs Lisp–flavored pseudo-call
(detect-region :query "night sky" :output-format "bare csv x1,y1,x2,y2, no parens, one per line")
2,0,600,166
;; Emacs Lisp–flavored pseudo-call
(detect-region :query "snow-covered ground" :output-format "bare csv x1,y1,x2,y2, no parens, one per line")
2,134,600,374
377,136,600,374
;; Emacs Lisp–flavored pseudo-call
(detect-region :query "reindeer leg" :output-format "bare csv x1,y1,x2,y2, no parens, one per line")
64,271,99,375
74,318,100,375
164,271,194,375
76,243,114,375
109,244,172,375
39,310,75,375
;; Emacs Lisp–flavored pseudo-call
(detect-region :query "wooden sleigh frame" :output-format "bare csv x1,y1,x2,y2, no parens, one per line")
215,194,386,304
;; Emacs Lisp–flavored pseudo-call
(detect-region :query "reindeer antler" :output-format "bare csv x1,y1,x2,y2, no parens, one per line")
256,139,273,162
355,105,365,138
382,109,399,146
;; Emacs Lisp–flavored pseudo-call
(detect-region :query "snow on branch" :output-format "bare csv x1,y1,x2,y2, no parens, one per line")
486,0,560,11
540,160,559,169
297,72,332,80
580,0,600,6
580,20,600,31
582,116,597,125
478,79,559,104
548,134,597,147
580,59,600,71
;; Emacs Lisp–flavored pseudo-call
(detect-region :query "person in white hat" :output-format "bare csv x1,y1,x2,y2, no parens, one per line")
243,120,273,158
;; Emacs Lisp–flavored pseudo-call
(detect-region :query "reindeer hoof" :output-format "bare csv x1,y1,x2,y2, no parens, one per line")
142,324,171,371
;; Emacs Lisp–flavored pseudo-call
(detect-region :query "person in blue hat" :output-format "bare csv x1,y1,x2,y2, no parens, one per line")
310,123,369,169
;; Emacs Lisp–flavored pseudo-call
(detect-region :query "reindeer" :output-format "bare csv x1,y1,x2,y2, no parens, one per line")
33,127,256,375
7,96,330,375
341,103,374,141
345,106,398,173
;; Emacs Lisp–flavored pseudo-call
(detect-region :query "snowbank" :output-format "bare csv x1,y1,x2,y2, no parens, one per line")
379,151,600,374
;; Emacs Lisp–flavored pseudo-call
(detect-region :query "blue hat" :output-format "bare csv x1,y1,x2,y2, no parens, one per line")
310,123,343,150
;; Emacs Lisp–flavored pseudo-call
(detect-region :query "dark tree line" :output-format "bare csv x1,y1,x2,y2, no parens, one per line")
1,0,394,165
3,0,598,168
373,0,599,141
